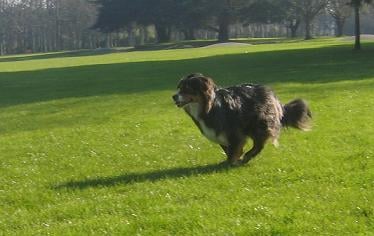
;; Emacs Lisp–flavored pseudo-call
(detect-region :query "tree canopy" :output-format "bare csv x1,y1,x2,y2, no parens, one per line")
94,0,207,42
93,0,279,42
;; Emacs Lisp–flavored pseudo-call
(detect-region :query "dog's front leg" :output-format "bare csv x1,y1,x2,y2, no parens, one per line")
226,142,245,166
218,145,231,166
220,145,228,156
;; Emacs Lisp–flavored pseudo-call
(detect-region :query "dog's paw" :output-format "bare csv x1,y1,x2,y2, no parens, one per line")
219,159,244,167
218,160,231,167
229,160,244,167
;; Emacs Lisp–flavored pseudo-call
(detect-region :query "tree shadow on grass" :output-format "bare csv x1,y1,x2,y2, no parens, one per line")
54,163,233,190
0,43,373,108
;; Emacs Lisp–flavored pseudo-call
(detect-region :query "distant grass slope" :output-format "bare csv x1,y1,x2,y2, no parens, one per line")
0,38,373,235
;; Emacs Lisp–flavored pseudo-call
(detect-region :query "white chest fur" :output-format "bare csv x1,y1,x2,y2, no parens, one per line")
185,103,228,146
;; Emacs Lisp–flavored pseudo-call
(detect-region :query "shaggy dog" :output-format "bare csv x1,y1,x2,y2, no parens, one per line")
172,73,312,166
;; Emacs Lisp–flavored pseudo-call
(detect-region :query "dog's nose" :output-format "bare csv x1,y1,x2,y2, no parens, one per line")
172,94,178,101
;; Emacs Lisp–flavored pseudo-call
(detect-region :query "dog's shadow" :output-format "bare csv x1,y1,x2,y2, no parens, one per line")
55,162,235,190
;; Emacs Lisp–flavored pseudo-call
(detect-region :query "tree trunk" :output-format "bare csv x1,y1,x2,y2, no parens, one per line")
43,30,48,52
105,33,112,48
218,14,230,42
335,18,344,37
0,30,5,55
139,26,145,45
155,24,171,43
127,27,135,46
290,27,297,38
0,35,4,55
183,28,196,40
354,4,361,50
305,18,312,40
55,0,62,50
289,20,300,38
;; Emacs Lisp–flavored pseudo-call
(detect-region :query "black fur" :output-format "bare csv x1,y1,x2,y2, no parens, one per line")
173,74,312,165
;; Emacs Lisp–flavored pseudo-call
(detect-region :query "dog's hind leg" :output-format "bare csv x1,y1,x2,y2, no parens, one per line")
242,135,267,164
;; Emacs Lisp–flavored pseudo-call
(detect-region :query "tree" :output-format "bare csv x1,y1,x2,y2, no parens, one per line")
94,0,140,32
175,0,208,40
203,0,250,42
0,0,12,54
94,0,181,43
296,0,327,39
0,0,104,55
94,0,252,43
241,0,282,24
350,0,373,49
282,0,303,38
242,0,302,38
327,0,352,37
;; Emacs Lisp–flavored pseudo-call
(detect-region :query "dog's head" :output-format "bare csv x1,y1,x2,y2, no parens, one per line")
172,73,217,112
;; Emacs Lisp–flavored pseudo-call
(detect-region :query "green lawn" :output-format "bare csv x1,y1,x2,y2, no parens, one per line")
0,38,373,235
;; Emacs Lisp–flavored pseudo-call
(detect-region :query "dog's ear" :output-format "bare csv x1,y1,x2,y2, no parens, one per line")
178,73,203,89
187,73,204,79
199,76,216,113
177,79,183,89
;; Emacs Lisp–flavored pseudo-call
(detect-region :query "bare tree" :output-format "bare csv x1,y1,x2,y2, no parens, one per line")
327,0,352,37
0,0,107,54
274,0,303,38
297,0,327,39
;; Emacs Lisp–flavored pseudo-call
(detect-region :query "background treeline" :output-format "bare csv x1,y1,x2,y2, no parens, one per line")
0,0,373,55
0,0,103,55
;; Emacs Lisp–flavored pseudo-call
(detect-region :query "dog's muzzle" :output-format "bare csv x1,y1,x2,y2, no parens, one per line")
172,94,190,107
172,94,178,102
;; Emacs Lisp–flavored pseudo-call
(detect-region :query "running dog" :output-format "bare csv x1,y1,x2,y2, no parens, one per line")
172,73,312,166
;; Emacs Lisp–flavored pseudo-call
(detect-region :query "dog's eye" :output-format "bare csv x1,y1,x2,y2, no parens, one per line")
185,89,197,95
181,87,195,94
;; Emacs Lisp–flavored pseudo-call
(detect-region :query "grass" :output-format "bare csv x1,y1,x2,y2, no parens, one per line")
0,38,373,235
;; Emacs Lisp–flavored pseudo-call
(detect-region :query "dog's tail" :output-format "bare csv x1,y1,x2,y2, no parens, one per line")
281,99,312,131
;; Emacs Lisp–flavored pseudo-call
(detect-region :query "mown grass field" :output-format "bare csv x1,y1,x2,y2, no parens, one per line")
0,38,373,235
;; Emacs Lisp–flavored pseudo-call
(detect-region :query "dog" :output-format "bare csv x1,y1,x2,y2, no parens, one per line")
172,73,312,166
